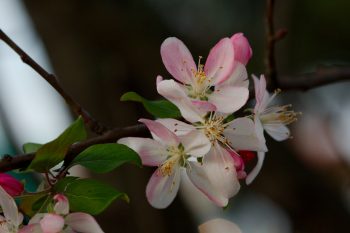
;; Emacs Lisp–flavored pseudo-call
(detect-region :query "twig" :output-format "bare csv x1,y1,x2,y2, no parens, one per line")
0,29,108,135
265,0,287,89
0,124,148,172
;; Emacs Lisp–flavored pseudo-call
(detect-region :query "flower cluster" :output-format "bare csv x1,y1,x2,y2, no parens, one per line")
0,186,103,233
120,33,298,208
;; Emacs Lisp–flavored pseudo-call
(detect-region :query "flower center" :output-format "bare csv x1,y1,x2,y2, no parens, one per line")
159,144,187,177
201,114,228,145
260,104,300,125
187,56,212,100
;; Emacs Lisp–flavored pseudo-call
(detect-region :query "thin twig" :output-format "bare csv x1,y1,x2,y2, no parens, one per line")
265,0,287,89
0,29,108,135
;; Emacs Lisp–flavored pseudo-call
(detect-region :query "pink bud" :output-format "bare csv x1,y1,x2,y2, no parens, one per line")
53,194,69,215
0,173,24,196
230,33,252,65
227,150,246,180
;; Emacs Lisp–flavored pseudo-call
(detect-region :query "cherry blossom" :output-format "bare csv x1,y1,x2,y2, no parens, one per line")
157,34,251,120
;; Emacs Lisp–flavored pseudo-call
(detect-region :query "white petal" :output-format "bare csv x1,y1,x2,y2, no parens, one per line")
199,218,242,233
220,62,249,88
156,118,195,136
187,145,240,207
53,194,69,215
18,224,44,233
157,79,204,123
65,213,104,233
146,167,181,209
224,117,267,152
208,86,249,113
180,130,211,157
264,124,290,141
0,186,20,227
39,214,65,233
139,119,180,146
118,137,167,166
246,152,266,185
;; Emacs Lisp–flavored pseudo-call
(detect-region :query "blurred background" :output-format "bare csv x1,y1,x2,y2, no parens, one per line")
0,0,349,232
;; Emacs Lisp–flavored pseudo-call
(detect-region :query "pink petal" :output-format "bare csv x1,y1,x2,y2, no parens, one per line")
65,213,104,233
157,79,204,123
231,33,252,65
199,218,242,233
0,186,21,227
246,152,266,185
187,144,240,207
156,118,195,136
39,214,64,233
19,224,44,233
118,137,167,166
161,37,196,84
156,75,163,85
146,167,181,209
224,117,267,152
220,62,249,88
264,124,290,141
180,130,211,157
53,194,69,215
208,86,249,113
204,38,234,85
139,118,180,146
0,173,24,197
191,100,217,112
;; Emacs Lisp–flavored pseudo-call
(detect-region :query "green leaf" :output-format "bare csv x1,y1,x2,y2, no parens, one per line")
54,178,127,215
23,143,43,153
71,143,141,173
27,117,87,172
17,192,49,217
121,91,181,118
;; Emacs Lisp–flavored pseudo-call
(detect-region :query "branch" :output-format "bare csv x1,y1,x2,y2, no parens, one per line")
265,0,287,88
278,67,350,91
0,29,108,135
0,124,148,172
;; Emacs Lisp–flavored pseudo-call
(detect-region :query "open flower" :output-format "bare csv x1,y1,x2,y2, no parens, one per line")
157,35,250,120
119,118,240,207
245,74,299,184
0,186,24,233
0,173,24,197
28,194,104,233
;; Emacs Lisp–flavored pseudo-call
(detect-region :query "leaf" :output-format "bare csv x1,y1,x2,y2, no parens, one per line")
54,178,127,215
23,143,43,153
17,193,48,217
121,91,181,118
71,143,141,173
27,117,87,172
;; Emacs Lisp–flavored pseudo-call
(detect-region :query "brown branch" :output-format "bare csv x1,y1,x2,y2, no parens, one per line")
265,0,287,89
0,124,148,172
0,29,108,135
278,67,350,91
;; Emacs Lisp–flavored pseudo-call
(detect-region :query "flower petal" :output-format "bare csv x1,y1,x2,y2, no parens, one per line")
39,214,65,233
65,213,104,233
253,74,270,113
139,118,180,146
191,100,217,112
187,144,240,207
204,38,234,85
180,130,211,157
231,33,252,65
208,86,249,113
246,152,266,185
146,167,181,209
161,37,196,84
220,62,248,88
264,124,290,141
156,118,195,136
224,117,267,152
157,79,204,123
53,194,69,215
0,186,20,227
118,137,166,166
199,218,242,233
19,224,43,233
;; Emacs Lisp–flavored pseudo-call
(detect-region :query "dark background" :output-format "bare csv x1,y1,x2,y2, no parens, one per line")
2,0,350,232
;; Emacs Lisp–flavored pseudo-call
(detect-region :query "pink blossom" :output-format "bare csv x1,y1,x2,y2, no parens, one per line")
157,36,250,120
231,33,253,66
0,173,24,197
199,218,242,233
